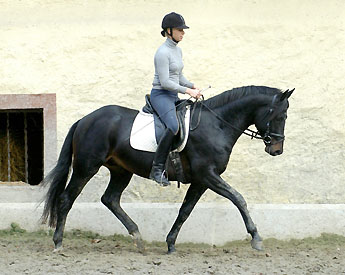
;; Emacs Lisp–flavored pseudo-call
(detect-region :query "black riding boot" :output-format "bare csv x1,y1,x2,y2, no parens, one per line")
149,128,175,186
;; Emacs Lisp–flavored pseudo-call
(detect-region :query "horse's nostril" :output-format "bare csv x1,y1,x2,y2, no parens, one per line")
274,150,282,156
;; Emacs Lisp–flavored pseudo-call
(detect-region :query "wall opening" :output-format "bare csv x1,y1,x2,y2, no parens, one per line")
0,93,57,187
0,109,43,185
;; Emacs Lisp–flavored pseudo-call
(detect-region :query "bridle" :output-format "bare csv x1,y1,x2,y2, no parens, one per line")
190,94,285,146
261,94,285,146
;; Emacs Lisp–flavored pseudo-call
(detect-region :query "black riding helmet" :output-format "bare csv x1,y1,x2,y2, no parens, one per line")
161,12,189,43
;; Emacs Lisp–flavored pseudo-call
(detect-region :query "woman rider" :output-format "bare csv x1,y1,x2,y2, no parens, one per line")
149,12,201,186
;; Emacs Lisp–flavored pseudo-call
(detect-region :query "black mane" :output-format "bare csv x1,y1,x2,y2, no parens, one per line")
204,85,282,109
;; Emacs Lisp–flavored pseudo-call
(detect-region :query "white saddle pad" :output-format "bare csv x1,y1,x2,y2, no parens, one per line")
130,107,190,152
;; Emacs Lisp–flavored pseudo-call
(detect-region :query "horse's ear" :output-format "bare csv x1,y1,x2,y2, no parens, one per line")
280,88,295,101
288,88,295,98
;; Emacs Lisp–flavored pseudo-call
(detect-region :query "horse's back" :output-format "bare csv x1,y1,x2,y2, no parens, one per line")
83,104,138,120
76,104,138,128
72,105,138,156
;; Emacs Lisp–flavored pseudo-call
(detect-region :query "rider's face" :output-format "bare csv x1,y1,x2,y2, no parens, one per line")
171,28,185,42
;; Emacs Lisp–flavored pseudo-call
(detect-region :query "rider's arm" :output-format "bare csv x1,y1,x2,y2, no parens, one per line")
178,48,194,89
179,72,194,89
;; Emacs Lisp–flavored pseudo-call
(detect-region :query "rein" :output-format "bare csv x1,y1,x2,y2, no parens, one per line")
190,94,285,145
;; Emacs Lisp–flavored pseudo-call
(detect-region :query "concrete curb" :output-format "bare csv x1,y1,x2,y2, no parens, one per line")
1,203,345,245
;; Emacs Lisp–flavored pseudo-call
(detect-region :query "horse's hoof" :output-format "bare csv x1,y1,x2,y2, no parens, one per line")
131,232,145,254
251,239,264,251
134,239,146,254
53,244,63,253
167,244,176,254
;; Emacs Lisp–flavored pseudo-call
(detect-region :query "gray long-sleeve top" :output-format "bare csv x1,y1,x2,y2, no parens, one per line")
152,38,194,94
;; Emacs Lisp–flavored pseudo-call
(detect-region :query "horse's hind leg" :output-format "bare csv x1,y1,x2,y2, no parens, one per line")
101,167,144,252
53,167,99,251
166,183,207,253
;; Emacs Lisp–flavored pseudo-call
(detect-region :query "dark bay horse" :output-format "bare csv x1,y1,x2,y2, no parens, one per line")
41,85,293,253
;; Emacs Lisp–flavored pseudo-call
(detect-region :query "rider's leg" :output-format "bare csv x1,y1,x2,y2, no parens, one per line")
149,128,175,186
149,89,179,186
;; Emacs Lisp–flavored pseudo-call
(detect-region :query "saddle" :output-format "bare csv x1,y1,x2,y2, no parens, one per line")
142,94,193,151
142,94,193,184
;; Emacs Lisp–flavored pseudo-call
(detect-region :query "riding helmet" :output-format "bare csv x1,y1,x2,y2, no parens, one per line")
161,12,189,37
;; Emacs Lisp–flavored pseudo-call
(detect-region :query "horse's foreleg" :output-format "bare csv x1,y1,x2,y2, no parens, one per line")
205,173,264,251
101,168,144,252
166,183,207,253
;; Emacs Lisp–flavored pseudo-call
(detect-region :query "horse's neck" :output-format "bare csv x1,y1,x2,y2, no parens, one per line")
218,96,266,138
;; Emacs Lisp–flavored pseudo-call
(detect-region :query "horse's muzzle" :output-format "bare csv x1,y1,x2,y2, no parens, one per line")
265,140,284,156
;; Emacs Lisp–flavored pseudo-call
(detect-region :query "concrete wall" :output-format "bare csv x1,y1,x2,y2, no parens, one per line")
1,203,345,245
0,0,345,242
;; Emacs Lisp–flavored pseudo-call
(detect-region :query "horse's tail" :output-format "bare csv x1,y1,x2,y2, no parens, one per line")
40,120,80,227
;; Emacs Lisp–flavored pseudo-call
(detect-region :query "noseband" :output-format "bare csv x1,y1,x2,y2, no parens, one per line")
262,126,285,146
191,94,285,146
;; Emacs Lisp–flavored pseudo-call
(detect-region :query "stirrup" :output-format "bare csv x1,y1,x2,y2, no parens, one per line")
158,170,171,187
150,168,171,187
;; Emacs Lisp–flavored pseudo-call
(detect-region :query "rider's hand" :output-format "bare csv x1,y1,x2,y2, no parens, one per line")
186,88,202,99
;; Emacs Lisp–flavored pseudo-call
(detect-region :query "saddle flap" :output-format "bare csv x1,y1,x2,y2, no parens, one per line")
141,95,193,149
130,107,191,153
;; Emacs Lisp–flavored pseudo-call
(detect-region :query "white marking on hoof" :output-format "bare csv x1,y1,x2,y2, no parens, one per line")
53,245,63,253
131,232,145,253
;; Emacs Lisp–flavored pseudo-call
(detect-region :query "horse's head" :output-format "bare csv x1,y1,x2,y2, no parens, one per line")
255,89,294,156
